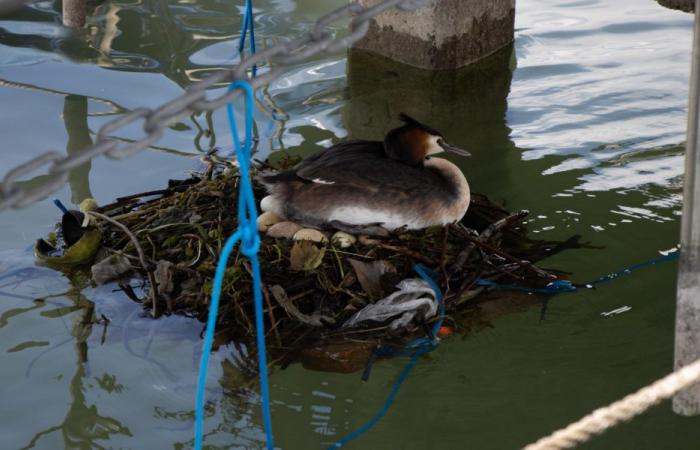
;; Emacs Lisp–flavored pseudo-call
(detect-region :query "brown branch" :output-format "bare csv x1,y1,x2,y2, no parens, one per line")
89,211,160,317
242,261,282,347
376,242,434,265
452,222,555,280
262,284,283,348
440,226,450,291
479,210,529,242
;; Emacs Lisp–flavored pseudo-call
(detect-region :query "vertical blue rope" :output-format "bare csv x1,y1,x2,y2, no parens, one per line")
194,80,273,450
239,0,257,77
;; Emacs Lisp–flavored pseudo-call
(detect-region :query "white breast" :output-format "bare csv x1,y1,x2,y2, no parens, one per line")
326,206,420,230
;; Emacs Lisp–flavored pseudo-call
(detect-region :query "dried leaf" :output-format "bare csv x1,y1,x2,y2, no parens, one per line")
270,285,334,326
348,259,395,298
154,260,175,294
290,241,325,271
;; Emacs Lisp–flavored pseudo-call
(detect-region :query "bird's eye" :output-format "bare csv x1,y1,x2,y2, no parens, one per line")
437,138,444,146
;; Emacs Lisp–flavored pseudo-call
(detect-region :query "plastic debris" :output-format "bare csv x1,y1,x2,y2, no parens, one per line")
35,210,102,270
91,254,132,285
342,279,438,330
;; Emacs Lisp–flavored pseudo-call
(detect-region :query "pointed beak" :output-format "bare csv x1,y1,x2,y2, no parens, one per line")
440,142,471,157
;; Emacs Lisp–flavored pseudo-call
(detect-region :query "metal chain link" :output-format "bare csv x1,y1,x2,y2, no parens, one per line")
0,0,432,210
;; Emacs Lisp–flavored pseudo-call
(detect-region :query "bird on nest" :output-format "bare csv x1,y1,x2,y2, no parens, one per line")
257,114,471,243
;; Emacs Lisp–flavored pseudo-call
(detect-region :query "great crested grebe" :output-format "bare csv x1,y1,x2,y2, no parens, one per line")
258,114,471,234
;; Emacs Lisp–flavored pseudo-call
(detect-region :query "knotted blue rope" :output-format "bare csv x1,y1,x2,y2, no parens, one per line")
194,80,273,450
327,264,444,449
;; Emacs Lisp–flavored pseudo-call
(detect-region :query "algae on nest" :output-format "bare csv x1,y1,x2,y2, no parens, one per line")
39,164,584,373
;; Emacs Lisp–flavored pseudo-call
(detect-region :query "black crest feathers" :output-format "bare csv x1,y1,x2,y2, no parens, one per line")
398,113,442,137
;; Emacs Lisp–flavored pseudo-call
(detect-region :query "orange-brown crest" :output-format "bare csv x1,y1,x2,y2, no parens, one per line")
384,114,447,166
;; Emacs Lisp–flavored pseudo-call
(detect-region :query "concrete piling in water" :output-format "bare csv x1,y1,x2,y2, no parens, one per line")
350,0,515,70
673,0,700,416
343,44,516,192
62,0,86,28
657,0,694,12
344,0,517,193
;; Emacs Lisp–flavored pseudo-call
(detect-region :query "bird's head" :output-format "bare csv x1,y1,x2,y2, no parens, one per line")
384,113,471,166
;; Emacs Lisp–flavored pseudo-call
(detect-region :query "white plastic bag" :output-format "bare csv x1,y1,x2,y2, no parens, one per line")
342,279,438,330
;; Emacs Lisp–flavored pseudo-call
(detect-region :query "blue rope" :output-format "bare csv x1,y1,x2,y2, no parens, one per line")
327,251,679,448
239,0,257,77
327,349,426,449
194,5,269,448
327,264,443,449
194,80,273,450
583,251,679,287
475,251,679,295
475,278,577,295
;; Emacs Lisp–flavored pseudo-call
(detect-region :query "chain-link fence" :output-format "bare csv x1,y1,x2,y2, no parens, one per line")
0,0,432,210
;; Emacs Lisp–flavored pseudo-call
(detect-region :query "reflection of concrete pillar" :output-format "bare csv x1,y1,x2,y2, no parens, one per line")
63,95,93,204
344,45,515,190
62,0,86,28
97,4,121,66
0,0,26,16
351,0,515,70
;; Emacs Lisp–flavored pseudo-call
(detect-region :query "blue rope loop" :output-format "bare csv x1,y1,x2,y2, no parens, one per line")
195,5,270,450
225,82,260,256
194,79,273,450
327,264,444,449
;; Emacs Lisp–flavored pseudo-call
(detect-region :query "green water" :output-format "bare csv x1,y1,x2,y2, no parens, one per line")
0,0,697,448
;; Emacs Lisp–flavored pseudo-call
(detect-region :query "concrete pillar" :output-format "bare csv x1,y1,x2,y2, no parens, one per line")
673,0,700,416
344,44,516,190
351,0,515,70
657,0,694,12
62,0,86,28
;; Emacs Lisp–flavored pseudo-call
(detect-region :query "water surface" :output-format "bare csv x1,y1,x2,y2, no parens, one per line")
0,0,697,448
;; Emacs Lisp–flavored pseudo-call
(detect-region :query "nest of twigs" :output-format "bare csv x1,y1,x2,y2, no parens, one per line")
62,161,583,372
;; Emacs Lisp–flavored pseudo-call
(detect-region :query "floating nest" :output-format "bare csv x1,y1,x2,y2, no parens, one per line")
37,160,586,373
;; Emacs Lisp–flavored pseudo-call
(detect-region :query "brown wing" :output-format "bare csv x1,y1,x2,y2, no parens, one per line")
294,140,445,194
